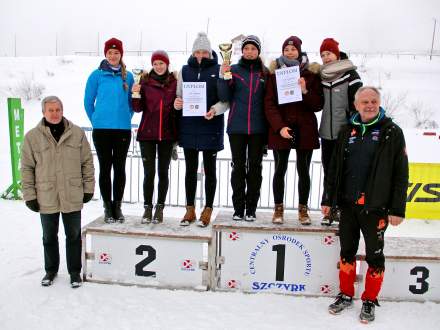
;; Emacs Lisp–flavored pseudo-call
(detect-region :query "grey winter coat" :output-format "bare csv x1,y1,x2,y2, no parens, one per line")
319,56,362,140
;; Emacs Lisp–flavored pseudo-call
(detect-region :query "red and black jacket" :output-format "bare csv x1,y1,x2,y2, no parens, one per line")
132,72,178,141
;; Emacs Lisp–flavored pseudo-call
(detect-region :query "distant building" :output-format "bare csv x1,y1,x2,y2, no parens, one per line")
231,34,246,56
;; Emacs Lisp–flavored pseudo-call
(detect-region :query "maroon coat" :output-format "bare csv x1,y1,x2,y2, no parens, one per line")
132,72,177,141
264,64,323,150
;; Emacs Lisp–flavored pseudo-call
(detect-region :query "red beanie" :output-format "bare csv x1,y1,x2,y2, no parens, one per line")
282,36,302,54
320,38,340,59
104,38,124,57
151,50,170,66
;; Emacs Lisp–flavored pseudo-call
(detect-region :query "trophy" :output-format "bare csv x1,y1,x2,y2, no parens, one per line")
219,43,233,80
132,69,144,99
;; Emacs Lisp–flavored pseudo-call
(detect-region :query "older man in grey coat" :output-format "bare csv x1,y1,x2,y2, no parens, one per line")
21,96,95,288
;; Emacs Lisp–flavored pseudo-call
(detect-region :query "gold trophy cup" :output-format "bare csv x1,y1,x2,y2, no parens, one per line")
132,69,144,99
219,43,233,80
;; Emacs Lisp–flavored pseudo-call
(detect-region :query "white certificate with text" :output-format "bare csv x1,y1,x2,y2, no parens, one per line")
275,66,302,104
182,82,207,117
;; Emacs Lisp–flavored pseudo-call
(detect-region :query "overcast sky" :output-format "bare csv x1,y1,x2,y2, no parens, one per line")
0,0,439,56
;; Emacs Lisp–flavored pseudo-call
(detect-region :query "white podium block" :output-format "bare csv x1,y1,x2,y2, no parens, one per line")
82,216,212,290
212,211,340,296
358,237,440,302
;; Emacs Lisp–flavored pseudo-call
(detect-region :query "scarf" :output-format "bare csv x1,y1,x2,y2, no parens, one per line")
320,59,357,82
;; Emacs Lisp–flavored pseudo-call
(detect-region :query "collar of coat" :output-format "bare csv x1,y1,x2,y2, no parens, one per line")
37,117,72,143
187,51,219,68
350,107,386,136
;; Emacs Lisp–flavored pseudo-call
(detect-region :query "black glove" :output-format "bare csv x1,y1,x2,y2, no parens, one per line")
83,193,94,203
25,199,40,212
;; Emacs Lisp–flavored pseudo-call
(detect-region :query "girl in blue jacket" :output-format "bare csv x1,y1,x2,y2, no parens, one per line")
84,37,134,223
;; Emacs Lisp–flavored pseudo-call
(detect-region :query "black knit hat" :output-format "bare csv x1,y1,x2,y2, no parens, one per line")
241,35,261,54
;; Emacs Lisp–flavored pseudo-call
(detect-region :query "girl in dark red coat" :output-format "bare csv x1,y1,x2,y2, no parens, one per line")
132,50,177,224
264,36,323,225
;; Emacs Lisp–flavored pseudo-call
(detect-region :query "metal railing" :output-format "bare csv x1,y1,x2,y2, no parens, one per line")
82,128,324,211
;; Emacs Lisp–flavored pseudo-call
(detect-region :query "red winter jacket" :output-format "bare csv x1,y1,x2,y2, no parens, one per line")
264,61,323,150
132,72,178,141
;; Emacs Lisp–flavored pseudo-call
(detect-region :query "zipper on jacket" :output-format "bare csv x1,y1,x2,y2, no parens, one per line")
248,65,253,135
330,83,334,139
159,99,163,141
197,66,201,80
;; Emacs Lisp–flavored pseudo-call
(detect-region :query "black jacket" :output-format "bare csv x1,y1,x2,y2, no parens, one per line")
322,112,408,217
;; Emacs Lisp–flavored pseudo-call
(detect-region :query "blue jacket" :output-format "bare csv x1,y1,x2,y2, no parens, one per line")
218,57,267,135
84,60,134,130
178,52,224,151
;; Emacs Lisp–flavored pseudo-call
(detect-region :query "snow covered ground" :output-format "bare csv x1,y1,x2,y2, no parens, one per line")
1,199,440,330
0,54,440,329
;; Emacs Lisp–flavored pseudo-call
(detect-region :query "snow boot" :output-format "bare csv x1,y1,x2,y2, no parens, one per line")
103,201,114,223
41,272,57,287
180,206,196,226
141,205,153,224
113,201,125,223
328,292,353,314
152,204,165,224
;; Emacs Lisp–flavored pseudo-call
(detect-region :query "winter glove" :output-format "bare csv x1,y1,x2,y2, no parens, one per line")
25,199,40,212
83,193,94,203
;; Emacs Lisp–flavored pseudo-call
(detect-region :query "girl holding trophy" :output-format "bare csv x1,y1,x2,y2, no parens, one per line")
131,50,178,224
84,37,134,223
173,32,228,227
264,36,323,225
217,35,268,222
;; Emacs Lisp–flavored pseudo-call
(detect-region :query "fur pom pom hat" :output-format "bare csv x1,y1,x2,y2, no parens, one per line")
192,32,212,54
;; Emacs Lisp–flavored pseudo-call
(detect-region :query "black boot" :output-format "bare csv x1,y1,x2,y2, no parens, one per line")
113,201,125,223
152,204,165,224
103,201,114,223
141,205,153,224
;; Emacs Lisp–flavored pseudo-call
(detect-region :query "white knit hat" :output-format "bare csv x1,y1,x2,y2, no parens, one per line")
192,32,212,54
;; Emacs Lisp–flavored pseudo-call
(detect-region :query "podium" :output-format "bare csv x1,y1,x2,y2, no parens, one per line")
81,210,440,302
82,216,212,290
358,237,440,302
211,210,340,296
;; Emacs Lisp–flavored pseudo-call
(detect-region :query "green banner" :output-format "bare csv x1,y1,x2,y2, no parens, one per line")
2,98,24,199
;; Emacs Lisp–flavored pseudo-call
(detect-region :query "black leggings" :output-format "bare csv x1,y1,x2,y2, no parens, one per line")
139,140,173,205
92,129,131,202
184,148,217,208
273,149,313,205
229,134,265,213
321,138,337,200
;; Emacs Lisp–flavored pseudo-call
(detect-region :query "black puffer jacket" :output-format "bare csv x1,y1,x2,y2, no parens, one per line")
322,112,408,217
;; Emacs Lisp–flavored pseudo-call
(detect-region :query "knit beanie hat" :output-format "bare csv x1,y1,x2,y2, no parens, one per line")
104,38,124,57
320,38,340,59
151,50,170,66
192,32,212,54
282,36,302,54
241,35,262,54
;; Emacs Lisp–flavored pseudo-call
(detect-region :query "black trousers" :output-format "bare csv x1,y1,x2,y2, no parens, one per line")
321,138,337,200
273,149,313,205
184,148,217,208
40,211,82,275
92,129,131,202
339,204,388,270
139,140,173,205
229,134,265,214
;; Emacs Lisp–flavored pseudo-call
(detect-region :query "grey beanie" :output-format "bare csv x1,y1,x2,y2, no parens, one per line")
192,32,212,54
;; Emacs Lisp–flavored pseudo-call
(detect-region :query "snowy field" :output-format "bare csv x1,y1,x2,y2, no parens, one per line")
0,54,440,329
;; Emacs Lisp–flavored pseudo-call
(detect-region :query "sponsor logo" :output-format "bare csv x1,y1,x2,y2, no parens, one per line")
180,259,195,272
252,281,306,292
320,284,333,294
228,231,240,241
98,252,112,264
323,235,335,245
227,279,240,289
